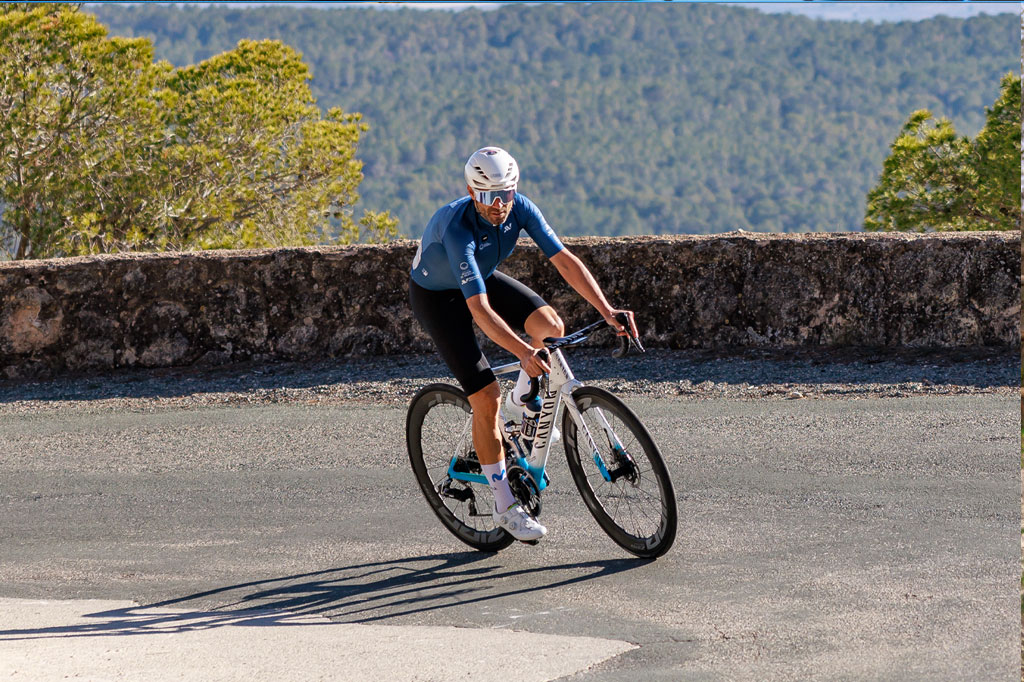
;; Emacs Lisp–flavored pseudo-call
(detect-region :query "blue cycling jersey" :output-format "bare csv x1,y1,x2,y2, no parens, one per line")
410,194,564,299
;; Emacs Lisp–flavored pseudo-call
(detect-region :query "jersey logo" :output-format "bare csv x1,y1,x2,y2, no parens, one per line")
503,224,513,233
460,261,469,270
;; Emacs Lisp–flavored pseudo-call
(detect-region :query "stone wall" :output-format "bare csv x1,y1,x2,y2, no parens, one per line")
0,232,1019,379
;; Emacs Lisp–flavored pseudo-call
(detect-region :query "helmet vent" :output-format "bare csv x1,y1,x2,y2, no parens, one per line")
465,146,519,191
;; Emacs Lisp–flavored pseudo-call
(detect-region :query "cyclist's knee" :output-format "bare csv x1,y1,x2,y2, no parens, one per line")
548,312,565,337
527,306,564,339
467,381,500,418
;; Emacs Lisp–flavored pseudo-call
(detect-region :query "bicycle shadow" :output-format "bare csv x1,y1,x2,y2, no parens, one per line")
0,552,648,641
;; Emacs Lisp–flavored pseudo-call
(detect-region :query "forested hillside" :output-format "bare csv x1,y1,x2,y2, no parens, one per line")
90,4,1018,237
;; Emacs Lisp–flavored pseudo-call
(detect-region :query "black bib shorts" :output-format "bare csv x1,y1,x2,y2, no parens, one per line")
409,270,547,397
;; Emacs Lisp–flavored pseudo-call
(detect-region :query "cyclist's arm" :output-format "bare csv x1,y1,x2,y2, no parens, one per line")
517,196,633,335
549,249,638,337
466,294,550,377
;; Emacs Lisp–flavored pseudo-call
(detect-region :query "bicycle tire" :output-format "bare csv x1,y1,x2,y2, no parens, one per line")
562,386,677,559
406,383,515,553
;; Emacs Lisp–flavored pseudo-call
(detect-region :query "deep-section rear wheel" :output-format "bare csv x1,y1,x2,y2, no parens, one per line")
562,386,677,559
406,383,514,552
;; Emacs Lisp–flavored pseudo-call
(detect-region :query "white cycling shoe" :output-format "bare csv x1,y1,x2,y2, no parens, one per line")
493,503,547,542
503,392,561,444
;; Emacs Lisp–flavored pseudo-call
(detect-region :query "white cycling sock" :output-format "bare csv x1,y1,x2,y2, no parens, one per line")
513,368,532,405
481,460,517,512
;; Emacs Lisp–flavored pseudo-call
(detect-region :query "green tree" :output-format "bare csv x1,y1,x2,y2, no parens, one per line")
0,5,395,260
864,73,1021,232
0,4,163,259
153,38,397,251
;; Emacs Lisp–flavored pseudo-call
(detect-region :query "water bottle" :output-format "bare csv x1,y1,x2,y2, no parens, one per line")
519,395,542,451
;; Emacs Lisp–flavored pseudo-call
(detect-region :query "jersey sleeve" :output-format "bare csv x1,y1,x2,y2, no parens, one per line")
441,223,487,299
518,195,564,258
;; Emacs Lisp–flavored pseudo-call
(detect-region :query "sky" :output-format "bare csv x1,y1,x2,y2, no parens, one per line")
126,2,1020,23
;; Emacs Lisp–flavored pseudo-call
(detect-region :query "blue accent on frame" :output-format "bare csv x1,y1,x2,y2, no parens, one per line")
447,457,488,485
517,457,548,493
446,455,549,492
593,451,613,482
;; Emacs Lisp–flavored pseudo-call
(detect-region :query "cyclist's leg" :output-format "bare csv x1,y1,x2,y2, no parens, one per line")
410,278,546,539
409,279,520,510
466,381,503,465
466,380,545,540
486,270,553,335
524,306,565,348
486,271,564,404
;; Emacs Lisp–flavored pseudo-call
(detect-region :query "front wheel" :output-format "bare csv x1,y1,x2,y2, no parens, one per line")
562,386,677,559
406,383,515,553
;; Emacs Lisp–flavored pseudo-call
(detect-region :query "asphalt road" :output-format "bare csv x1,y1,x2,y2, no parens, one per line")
0,394,1018,680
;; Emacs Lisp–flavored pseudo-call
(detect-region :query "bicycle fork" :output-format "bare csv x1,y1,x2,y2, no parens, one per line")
560,383,631,484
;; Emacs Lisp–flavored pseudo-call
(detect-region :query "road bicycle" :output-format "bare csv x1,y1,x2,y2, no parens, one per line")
406,317,677,559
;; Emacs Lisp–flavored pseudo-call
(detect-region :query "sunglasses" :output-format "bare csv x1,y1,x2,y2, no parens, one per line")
474,187,516,206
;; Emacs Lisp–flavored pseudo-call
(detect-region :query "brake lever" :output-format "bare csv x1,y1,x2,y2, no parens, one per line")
612,335,630,359
611,312,644,358
612,333,645,358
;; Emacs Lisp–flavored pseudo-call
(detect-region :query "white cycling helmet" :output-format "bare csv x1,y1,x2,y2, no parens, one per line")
464,146,519,192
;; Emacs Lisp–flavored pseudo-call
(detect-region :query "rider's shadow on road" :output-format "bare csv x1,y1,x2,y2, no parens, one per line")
0,552,647,641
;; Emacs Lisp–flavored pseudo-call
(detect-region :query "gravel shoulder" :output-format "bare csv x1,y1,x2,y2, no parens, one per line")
0,346,1016,415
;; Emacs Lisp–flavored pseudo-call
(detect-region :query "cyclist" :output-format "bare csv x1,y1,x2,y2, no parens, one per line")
409,146,638,543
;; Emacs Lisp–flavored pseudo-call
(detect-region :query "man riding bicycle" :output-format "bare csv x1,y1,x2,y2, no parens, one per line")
409,146,638,543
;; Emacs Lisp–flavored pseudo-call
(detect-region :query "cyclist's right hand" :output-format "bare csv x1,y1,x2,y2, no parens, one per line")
518,347,551,378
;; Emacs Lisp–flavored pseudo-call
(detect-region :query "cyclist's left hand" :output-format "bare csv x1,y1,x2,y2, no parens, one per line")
604,309,638,338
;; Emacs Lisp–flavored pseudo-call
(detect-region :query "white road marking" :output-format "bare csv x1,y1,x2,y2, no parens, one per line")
0,598,636,682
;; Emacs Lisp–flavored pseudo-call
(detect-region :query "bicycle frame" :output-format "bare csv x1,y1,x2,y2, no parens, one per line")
445,345,623,493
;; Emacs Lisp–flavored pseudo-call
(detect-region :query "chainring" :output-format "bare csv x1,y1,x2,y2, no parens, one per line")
507,465,542,518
